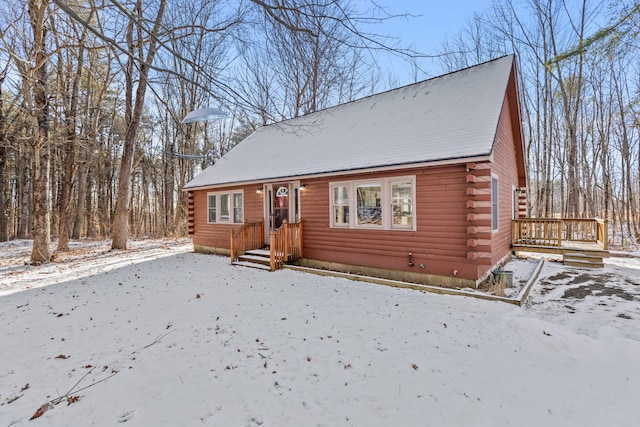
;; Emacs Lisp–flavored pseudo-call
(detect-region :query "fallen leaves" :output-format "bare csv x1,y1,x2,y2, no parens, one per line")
55,354,70,360
67,395,80,405
543,331,552,336
30,403,52,420
412,363,419,371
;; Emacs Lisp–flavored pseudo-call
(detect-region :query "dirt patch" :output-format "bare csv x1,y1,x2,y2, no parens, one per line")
546,272,574,282
567,273,594,285
562,283,635,301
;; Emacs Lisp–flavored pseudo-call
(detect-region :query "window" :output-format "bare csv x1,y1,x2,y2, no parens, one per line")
356,183,382,226
233,193,243,223
208,194,217,223
329,176,415,230
391,181,413,229
219,194,230,222
207,191,243,224
492,176,499,231
332,185,350,226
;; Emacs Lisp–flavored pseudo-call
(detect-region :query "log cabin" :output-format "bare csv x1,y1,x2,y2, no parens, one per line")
184,55,529,288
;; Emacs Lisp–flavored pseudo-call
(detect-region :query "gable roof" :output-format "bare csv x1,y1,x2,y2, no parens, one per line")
185,55,518,190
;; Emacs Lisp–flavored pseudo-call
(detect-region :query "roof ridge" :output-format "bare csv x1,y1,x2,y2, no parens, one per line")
260,54,515,130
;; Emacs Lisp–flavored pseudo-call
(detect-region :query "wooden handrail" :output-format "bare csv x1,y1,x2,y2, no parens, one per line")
230,220,264,262
269,220,303,271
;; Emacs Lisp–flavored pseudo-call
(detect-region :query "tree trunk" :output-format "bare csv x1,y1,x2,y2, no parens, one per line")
0,145,7,242
17,145,30,239
72,159,90,239
111,0,166,249
57,41,85,251
28,0,52,264
0,72,8,241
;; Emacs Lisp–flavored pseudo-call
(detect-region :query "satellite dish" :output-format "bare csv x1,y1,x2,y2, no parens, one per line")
181,107,227,124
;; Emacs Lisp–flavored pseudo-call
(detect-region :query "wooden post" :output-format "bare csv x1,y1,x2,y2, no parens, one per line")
601,219,609,250
230,230,235,263
270,230,276,271
282,220,289,263
557,220,562,247
298,220,303,259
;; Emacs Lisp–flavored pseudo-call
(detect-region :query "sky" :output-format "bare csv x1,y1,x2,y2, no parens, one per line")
372,0,497,82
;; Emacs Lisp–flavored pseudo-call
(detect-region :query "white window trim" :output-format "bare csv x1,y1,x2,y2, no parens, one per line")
207,193,217,224
491,174,499,232
330,181,352,228
511,185,517,220
207,190,244,224
329,176,416,231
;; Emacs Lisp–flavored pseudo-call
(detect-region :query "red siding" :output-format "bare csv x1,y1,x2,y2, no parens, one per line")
191,184,264,250
300,165,477,280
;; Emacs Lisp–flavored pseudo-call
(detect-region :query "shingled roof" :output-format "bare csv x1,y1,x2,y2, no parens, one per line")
185,55,517,189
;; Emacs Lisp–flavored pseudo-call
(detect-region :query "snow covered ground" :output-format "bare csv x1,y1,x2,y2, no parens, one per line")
0,239,639,426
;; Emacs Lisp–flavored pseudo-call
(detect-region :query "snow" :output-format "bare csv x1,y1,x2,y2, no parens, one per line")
1,239,639,426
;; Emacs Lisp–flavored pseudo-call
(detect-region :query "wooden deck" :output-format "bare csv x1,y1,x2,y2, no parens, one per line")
512,218,609,268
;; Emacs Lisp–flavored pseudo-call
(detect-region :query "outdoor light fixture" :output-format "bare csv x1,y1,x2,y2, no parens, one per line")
256,187,263,194
300,184,307,191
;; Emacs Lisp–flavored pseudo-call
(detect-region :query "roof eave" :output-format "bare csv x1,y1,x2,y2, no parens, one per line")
182,154,493,192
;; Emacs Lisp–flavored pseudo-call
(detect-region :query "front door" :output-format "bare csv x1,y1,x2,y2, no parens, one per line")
263,182,301,244
272,184,290,229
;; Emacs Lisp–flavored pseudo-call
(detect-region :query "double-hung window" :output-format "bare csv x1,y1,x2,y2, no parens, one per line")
208,194,217,223
391,180,413,229
233,193,243,223
207,191,244,224
330,176,415,230
332,185,350,226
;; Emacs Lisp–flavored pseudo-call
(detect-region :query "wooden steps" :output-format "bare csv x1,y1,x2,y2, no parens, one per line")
232,249,271,271
563,251,605,269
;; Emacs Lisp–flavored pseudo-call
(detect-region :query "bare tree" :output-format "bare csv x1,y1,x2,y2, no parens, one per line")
111,0,167,249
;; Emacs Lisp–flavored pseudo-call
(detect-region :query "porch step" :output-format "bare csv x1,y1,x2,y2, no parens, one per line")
233,248,272,271
563,253,604,269
245,249,271,257
237,254,271,266
232,260,271,271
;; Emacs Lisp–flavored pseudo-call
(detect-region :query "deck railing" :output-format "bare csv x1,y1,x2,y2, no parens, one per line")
230,220,264,262
512,218,563,247
270,220,303,271
512,218,608,249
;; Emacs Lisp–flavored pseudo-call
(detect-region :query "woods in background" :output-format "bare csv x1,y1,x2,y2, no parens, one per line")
438,0,639,244
0,0,639,261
